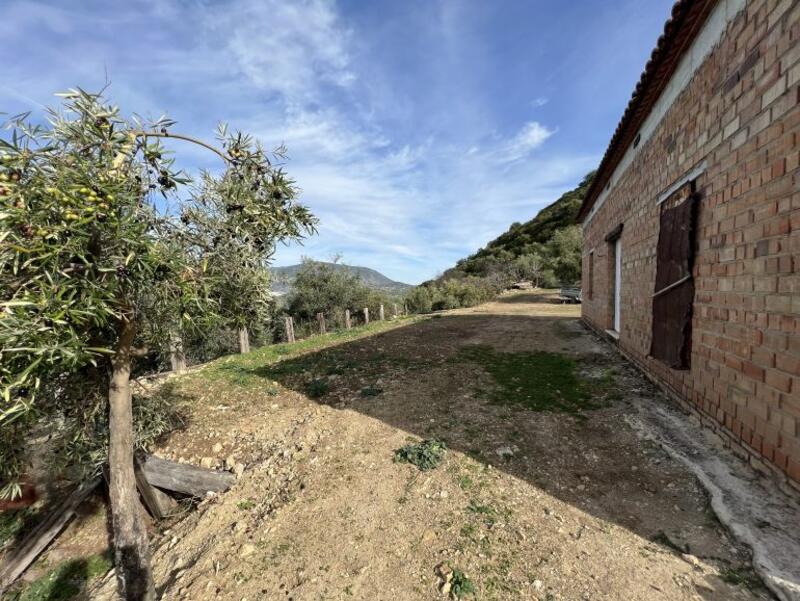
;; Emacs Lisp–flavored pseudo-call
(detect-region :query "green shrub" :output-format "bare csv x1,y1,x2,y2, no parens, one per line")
394,439,447,470
305,378,330,399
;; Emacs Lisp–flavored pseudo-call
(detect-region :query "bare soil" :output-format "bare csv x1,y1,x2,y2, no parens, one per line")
28,291,776,600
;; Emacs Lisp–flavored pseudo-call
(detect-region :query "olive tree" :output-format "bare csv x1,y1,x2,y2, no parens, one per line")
0,89,314,600
186,154,315,353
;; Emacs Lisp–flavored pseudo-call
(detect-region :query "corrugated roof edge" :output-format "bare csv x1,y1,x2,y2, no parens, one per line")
576,0,718,224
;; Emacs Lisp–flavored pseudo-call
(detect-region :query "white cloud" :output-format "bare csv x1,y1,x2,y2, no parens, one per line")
532,97,549,108
500,121,555,163
204,0,354,103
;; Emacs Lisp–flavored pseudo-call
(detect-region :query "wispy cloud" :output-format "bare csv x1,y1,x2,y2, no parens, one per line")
497,121,556,163
204,0,354,102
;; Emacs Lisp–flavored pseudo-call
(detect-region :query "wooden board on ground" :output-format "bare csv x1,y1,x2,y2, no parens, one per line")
139,454,235,497
134,456,177,519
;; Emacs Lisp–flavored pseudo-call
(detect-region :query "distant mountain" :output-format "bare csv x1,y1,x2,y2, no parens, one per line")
270,262,413,296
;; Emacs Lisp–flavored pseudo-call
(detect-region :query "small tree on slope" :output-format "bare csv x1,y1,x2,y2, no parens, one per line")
0,89,315,600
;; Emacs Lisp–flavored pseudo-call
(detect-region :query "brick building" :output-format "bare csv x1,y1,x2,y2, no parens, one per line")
578,0,800,492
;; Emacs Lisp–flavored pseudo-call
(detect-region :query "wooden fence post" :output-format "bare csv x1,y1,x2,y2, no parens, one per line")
317,312,327,334
403,303,408,316
238,326,250,354
393,303,398,318
169,332,187,374
363,307,370,325
344,309,351,330
284,315,295,343
379,304,385,321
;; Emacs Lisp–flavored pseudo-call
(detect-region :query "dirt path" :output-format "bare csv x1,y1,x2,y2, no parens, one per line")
91,291,772,600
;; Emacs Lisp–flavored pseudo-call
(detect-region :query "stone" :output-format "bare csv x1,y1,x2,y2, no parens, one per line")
212,442,223,454
240,543,256,558
200,457,214,469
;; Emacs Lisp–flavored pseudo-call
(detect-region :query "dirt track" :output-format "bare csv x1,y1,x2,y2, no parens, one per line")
88,291,770,600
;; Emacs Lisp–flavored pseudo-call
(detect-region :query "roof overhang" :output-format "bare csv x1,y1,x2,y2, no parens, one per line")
576,0,718,223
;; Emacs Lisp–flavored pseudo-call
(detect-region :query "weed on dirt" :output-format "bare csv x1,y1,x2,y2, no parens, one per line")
394,438,448,471
360,386,383,397
449,567,477,598
305,378,330,398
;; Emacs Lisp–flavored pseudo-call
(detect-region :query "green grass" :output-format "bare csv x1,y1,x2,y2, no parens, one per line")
197,316,425,392
719,566,763,591
457,345,608,414
11,553,112,601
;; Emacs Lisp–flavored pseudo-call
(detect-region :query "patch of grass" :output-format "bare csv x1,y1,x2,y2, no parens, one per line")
457,345,607,414
12,553,112,601
466,500,497,526
449,567,476,598
305,378,330,398
458,475,474,490
394,439,447,471
360,386,383,397
719,566,763,590
194,317,425,391
237,499,256,510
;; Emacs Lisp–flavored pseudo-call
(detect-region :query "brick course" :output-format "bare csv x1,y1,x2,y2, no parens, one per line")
581,0,800,493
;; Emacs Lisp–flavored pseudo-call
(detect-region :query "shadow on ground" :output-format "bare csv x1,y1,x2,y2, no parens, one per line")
215,312,764,600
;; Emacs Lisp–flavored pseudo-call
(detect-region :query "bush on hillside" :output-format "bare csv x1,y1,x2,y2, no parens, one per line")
285,259,393,330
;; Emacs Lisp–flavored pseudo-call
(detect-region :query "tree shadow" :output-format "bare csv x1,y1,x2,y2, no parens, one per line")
190,314,768,598
233,316,720,541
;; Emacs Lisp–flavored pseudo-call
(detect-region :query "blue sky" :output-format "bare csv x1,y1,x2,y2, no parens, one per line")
1,0,673,284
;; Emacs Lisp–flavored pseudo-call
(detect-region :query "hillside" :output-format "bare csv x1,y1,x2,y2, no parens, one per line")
465,171,593,267
271,262,412,296
435,171,594,285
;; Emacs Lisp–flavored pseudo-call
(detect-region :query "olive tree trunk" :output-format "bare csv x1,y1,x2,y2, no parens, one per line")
108,319,155,601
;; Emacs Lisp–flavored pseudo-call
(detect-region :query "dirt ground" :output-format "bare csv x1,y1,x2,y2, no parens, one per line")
27,291,776,600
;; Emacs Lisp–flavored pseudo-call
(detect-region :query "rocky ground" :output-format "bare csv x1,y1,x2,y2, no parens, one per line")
7,291,776,600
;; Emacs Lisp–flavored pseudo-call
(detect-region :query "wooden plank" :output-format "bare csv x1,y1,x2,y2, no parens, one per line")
134,457,175,519
139,454,234,497
0,477,101,593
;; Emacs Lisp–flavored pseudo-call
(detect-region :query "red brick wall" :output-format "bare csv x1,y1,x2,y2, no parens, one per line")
581,0,800,492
